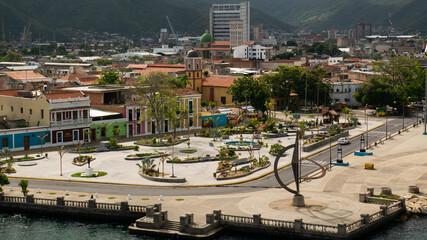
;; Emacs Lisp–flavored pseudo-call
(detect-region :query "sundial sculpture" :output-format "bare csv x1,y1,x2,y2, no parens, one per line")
273,133,327,207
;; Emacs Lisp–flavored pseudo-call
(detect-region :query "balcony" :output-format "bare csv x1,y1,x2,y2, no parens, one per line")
50,118,91,127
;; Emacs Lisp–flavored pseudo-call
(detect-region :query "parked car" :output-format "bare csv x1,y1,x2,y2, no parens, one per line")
337,137,350,145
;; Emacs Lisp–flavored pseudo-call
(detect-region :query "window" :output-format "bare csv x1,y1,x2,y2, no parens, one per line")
136,109,141,121
11,106,13,112
41,109,44,119
189,117,194,127
57,132,63,143
221,97,226,105
73,130,79,141
30,109,32,115
189,101,193,113
2,138,8,147
83,110,88,118
20,107,23,113
1,105,3,110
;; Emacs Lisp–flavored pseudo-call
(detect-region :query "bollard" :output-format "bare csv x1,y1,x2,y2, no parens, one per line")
37,188,41,194
127,194,131,200
65,190,69,196
95,193,99,198
159,195,163,201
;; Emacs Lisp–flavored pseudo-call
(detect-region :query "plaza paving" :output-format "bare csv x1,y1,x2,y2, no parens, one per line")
5,118,425,227
9,117,385,186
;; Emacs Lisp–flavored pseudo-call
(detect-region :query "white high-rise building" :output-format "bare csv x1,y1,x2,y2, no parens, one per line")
209,2,250,42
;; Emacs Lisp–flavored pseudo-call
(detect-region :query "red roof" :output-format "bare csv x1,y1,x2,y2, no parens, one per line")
147,64,185,69
202,76,239,88
4,71,47,80
0,89,20,97
172,88,199,96
127,64,148,70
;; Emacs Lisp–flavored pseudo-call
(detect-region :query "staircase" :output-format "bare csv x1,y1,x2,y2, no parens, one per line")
160,220,180,231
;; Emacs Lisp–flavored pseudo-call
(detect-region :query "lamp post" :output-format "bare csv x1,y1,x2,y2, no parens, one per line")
304,77,308,113
329,134,332,170
385,106,388,140
364,105,368,148
337,144,343,163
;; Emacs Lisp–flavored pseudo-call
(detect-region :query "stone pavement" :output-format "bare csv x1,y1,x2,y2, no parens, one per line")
8,117,385,186
5,121,425,226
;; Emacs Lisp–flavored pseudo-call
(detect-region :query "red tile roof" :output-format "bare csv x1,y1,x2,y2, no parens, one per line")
147,64,185,69
127,64,148,70
172,88,199,96
202,75,239,88
4,71,47,80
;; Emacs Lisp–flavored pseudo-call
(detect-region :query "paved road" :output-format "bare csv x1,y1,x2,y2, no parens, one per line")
8,117,418,196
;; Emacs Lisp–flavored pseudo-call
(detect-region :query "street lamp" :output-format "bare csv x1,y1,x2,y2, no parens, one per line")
304,77,308,113
360,134,366,153
364,105,368,148
329,133,332,170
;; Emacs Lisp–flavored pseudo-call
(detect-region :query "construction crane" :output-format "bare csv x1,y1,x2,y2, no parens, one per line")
24,20,31,47
166,16,179,45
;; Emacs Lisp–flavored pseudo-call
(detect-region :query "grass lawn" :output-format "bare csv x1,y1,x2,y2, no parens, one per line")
71,171,108,178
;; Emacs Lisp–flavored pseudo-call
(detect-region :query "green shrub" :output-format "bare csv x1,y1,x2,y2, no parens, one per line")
269,144,285,155
152,137,157,145
109,137,118,149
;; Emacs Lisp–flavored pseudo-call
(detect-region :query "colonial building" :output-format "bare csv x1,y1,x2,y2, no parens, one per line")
184,50,203,93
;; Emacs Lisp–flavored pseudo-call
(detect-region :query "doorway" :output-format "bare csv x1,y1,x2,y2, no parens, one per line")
24,136,30,150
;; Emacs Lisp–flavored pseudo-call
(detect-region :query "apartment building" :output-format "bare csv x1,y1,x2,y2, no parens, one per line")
209,2,250,42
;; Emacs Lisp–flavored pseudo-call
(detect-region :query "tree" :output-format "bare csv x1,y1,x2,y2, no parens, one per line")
283,110,292,123
18,179,29,196
98,70,123,84
305,42,341,56
353,78,396,107
96,58,113,66
134,72,176,141
35,133,49,155
271,52,295,60
58,146,67,176
0,51,22,62
227,76,271,112
263,66,302,109
0,173,10,192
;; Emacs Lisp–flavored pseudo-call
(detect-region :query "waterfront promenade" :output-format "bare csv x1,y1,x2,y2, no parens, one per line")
3,122,425,228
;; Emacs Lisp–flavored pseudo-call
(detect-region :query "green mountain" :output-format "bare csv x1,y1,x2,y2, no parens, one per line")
0,0,292,40
206,0,426,32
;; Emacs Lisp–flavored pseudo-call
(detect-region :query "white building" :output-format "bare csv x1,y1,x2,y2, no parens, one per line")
330,81,363,107
327,57,343,65
233,44,272,60
209,2,250,42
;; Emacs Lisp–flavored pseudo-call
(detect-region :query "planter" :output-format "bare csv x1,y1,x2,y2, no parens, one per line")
216,162,271,180
125,153,169,161
138,170,186,183
135,138,188,147
263,132,288,138
72,156,96,166
179,149,197,154
302,131,349,152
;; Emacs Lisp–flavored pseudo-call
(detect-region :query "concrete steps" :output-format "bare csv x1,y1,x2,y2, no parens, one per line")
161,220,180,231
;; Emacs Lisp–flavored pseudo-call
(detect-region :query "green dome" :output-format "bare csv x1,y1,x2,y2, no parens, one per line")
200,33,213,43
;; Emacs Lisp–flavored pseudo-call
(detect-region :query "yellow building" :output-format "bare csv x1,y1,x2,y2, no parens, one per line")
185,50,203,94
0,90,50,127
145,88,202,134
202,75,237,106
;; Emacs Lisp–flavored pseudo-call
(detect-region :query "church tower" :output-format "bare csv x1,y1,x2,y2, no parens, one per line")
185,50,203,93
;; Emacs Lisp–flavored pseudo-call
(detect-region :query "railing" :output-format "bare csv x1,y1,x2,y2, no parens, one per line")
64,200,88,208
4,196,26,203
368,211,383,223
129,205,146,213
387,202,403,215
221,214,254,224
50,118,91,127
97,202,121,211
34,198,56,206
365,197,397,205
302,223,338,233
346,219,364,232
261,219,294,229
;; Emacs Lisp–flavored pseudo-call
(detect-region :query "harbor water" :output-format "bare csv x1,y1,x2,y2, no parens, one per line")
0,213,426,240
